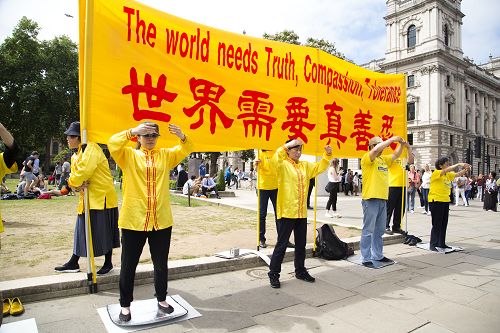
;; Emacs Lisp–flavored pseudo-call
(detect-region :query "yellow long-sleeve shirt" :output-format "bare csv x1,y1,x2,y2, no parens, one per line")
68,142,118,214
257,150,278,190
108,130,193,231
0,153,17,233
276,147,331,219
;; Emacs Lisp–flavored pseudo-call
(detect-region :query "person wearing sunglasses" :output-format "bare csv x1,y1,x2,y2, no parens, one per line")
108,122,192,322
54,121,120,275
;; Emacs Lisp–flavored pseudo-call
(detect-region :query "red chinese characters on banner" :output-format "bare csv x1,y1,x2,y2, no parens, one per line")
380,115,397,150
122,67,178,122
236,90,277,141
281,97,316,143
319,101,347,149
350,109,374,151
183,78,234,134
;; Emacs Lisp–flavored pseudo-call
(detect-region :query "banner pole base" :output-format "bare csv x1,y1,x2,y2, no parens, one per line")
87,273,98,294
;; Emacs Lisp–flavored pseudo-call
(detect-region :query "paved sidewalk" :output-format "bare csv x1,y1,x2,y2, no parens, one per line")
2,192,500,332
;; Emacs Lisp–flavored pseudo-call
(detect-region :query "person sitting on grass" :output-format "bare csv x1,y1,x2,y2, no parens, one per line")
201,174,221,198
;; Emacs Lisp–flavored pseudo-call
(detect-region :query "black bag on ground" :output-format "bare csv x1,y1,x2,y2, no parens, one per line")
315,224,352,260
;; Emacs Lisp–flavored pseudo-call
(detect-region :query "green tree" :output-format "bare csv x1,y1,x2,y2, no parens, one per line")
0,17,79,169
263,30,351,62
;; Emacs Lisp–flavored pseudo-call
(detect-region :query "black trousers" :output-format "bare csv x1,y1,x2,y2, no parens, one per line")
429,202,449,248
326,182,339,211
119,227,172,307
269,218,307,276
306,178,315,207
258,189,278,242
386,186,406,230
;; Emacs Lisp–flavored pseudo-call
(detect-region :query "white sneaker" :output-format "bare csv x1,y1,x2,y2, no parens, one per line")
325,212,333,218
410,210,414,213
333,212,342,218
454,204,458,206
422,210,427,214
426,211,431,216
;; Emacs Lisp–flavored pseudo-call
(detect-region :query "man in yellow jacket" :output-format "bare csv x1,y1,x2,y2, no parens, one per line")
360,136,407,267
268,139,332,288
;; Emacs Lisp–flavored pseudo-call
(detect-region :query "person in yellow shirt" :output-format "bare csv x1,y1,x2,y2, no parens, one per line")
108,122,192,322
386,145,413,234
360,136,407,267
54,121,119,275
0,123,19,245
428,158,470,251
267,139,333,288
254,150,278,249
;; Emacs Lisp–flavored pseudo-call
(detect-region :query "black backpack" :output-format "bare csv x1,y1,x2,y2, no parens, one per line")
315,224,353,260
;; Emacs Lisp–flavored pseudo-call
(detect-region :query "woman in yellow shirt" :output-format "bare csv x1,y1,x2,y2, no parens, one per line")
266,138,332,288
54,121,119,275
108,122,192,322
428,157,470,251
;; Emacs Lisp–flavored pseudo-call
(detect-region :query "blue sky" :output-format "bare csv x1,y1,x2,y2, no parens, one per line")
0,0,498,65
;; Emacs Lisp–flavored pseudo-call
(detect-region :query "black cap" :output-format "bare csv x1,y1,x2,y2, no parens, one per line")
64,121,81,136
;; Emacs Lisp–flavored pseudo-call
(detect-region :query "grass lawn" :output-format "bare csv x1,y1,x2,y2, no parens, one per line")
0,178,360,281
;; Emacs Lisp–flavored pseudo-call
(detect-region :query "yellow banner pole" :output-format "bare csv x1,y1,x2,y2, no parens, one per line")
81,0,97,293
256,150,261,251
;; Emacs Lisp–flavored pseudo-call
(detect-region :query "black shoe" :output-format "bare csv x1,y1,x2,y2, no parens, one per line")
362,261,374,268
385,228,394,235
96,265,113,275
287,242,295,248
158,302,174,314
404,235,413,244
54,262,80,273
441,244,452,249
268,273,280,288
259,241,267,248
392,228,406,235
377,257,394,263
408,238,419,246
295,271,315,283
119,310,131,322
429,246,438,252
307,206,313,210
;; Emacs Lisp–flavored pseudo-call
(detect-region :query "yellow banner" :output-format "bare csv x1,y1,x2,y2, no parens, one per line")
80,0,406,157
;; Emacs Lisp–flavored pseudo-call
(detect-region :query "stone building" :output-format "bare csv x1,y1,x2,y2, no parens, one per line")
362,0,500,176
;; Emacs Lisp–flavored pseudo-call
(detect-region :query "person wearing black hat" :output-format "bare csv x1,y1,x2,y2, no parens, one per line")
54,121,120,275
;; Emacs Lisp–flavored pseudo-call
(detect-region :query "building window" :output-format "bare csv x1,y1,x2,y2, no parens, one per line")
475,93,478,104
495,147,498,156
485,119,488,136
407,133,413,145
484,97,488,107
407,75,415,88
465,88,469,100
476,117,480,133
466,113,471,130
407,25,416,48
444,24,449,46
446,75,451,87
407,102,415,121
447,103,452,122
450,134,454,147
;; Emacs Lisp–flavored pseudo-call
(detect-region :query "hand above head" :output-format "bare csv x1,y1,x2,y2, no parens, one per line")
285,138,304,149
130,123,158,136
324,145,333,155
168,124,186,141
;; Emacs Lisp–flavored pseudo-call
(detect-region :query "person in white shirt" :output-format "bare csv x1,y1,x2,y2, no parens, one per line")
325,158,342,218
421,164,432,215
454,175,468,206
201,174,221,198
182,175,195,195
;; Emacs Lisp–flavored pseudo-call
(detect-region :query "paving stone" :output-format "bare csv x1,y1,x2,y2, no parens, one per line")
355,280,442,314
314,267,373,290
253,303,365,333
410,322,455,333
398,275,487,305
281,278,355,307
468,293,500,316
478,279,500,295
417,265,495,288
319,294,428,332
470,248,500,260
418,302,500,333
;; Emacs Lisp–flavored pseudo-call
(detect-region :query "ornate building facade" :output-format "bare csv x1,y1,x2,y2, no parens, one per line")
363,0,500,175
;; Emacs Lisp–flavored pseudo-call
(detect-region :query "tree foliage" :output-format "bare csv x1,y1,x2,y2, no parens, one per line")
0,17,79,169
263,29,351,62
